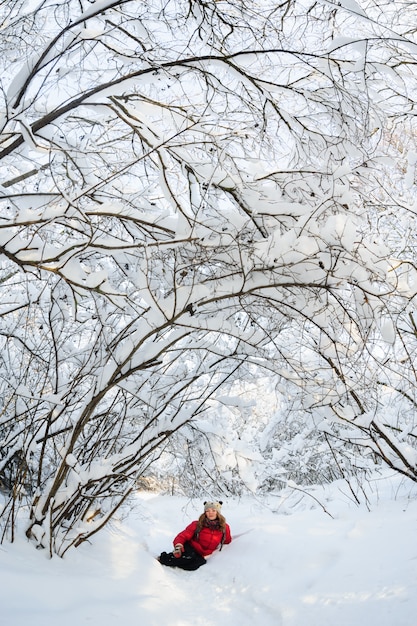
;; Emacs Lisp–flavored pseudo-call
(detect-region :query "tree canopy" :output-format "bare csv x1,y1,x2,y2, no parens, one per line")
1,0,417,555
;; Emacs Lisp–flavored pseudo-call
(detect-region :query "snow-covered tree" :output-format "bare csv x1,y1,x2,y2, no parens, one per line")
1,0,417,554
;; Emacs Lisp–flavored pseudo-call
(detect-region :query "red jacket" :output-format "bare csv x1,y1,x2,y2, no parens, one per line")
174,520,232,557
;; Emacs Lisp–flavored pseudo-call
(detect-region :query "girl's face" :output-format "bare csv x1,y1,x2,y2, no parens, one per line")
205,508,218,521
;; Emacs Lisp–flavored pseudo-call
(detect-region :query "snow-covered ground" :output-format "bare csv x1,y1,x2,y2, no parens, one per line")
1,473,417,626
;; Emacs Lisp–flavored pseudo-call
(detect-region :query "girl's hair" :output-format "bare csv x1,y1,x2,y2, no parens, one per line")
196,511,226,534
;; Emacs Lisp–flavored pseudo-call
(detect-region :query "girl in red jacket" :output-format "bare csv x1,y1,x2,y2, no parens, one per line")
158,501,232,570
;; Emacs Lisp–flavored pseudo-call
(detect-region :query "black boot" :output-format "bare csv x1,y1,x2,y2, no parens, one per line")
158,551,177,567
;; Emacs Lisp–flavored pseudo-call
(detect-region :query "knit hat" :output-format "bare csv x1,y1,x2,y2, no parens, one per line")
204,500,223,513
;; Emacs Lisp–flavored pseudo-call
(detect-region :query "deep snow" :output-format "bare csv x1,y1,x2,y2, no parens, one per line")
1,473,417,626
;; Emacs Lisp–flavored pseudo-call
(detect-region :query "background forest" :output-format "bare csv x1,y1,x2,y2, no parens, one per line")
1,0,417,557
